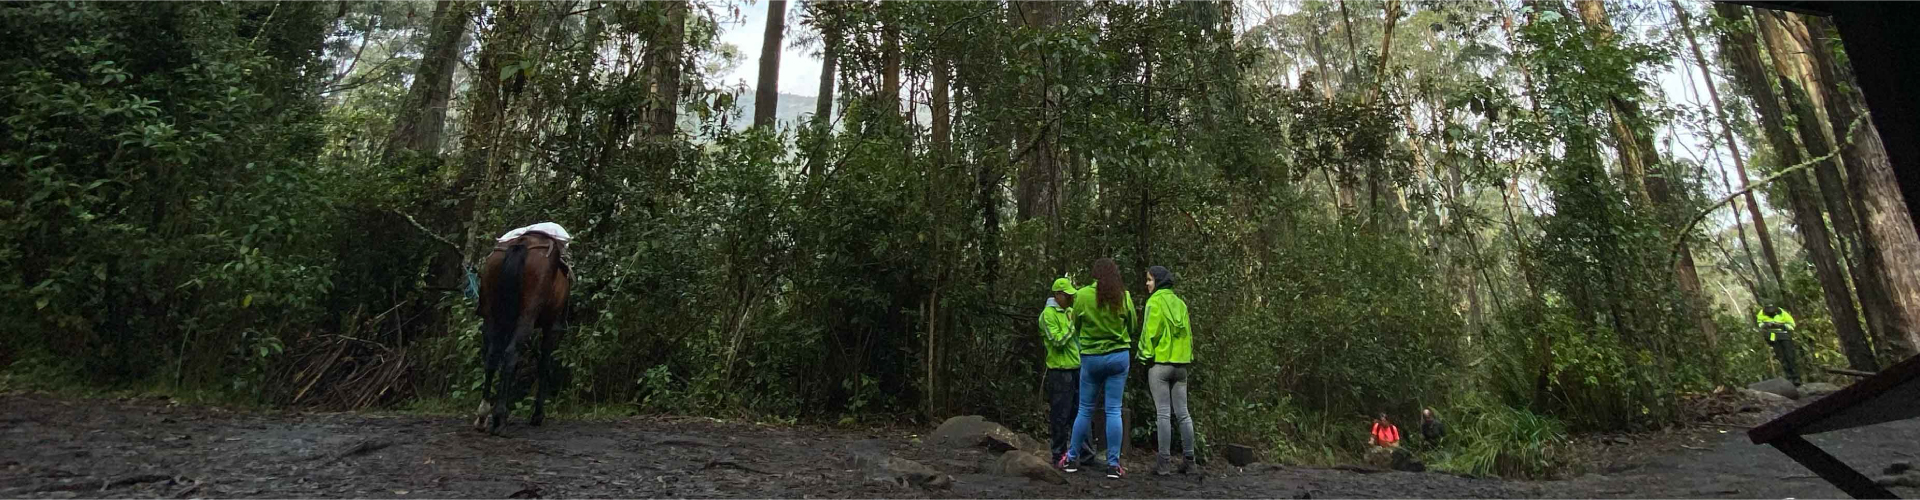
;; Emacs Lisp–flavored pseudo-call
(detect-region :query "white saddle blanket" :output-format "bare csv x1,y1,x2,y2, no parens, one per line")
497,222,572,243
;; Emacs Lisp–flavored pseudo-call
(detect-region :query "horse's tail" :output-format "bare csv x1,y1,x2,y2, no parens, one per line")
486,244,529,370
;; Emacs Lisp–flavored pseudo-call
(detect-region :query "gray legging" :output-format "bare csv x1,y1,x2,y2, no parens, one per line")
1148,363,1196,458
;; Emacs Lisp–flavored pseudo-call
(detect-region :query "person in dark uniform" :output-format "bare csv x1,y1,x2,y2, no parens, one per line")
1420,408,1446,448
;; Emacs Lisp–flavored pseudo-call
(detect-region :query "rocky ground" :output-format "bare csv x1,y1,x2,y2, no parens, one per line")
2,390,1917,498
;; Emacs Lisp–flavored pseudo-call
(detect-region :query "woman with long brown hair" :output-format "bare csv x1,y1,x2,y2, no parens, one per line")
1057,257,1136,478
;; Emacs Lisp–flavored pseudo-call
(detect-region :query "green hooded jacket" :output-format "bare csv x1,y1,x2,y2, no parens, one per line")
1139,289,1193,364
1072,285,1135,356
1040,300,1081,369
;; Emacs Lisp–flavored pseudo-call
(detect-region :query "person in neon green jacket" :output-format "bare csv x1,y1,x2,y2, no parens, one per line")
1041,278,1081,370
1139,267,1193,364
1139,265,1198,475
1757,305,1800,383
1040,277,1083,463
1070,271,1135,357
1060,258,1136,478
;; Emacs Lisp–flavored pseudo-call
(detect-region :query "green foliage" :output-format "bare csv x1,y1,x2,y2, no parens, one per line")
1,0,1859,478
1499,2,1721,431
1429,399,1570,479
1,1,334,392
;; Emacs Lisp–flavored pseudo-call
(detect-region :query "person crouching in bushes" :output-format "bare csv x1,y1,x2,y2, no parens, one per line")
1367,412,1402,467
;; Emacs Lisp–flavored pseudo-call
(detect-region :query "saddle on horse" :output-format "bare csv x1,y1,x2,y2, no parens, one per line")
493,222,572,277
464,223,573,301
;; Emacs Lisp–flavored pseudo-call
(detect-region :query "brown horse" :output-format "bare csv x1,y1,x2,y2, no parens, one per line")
474,231,571,435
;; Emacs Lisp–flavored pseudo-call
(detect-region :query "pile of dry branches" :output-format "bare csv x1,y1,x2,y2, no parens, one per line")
283,333,414,410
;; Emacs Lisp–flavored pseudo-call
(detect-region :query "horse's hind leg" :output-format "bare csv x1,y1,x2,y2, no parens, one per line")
474,370,495,432
488,320,535,435
474,339,499,433
530,324,559,426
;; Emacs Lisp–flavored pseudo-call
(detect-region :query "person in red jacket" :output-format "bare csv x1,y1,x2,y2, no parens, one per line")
1371,413,1401,448
1366,412,1403,468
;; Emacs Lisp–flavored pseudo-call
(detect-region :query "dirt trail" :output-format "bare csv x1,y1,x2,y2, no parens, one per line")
2,393,1916,498
1541,407,1920,499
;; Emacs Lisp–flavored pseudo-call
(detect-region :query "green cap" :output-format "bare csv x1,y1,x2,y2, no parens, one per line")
1052,278,1075,293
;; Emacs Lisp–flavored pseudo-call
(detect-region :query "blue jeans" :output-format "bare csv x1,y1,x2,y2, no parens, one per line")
1066,350,1129,467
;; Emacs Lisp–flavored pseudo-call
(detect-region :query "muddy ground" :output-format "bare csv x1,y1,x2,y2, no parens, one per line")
3,393,1917,498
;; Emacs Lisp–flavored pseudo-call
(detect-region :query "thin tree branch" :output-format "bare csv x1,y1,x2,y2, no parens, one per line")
322,40,410,95
249,1,283,49
563,4,607,18
1670,113,1864,268
392,209,462,252
326,30,374,91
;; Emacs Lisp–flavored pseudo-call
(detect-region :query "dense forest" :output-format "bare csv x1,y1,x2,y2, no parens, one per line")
4,0,1917,477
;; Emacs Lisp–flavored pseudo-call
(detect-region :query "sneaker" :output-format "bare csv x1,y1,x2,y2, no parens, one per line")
1153,455,1175,476
1181,456,1203,476
1057,454,1079,473
1106,464,1127,479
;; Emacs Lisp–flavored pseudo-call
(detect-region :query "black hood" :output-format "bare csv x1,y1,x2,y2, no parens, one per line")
1148,266,1175,290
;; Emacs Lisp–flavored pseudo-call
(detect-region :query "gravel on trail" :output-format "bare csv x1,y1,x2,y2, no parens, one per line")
3,393,1917,498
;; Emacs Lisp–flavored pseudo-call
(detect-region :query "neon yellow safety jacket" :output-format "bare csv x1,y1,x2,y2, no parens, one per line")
1757,309,1796,342
1138,289,1193,364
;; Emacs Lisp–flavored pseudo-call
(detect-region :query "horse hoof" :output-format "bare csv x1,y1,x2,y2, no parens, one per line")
474,402,494,433
488,412,510,436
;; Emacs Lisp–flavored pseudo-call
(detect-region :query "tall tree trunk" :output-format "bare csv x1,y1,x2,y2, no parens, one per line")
925,54,951,418
1365,0,1405,230
808,3,840,180
385,0,473,165
1365,0,1399,105
1304,22,1349,216
1137,34,1155,270
1505,2,1553,407
1574,1,1649,203
1805,16,1920,362
1759,12,1882,370
1717,3,1877,372
465,2,536,243
428,1,533,300
978,110,1007,286
1331,1,1361,217
1576,0,1719,348
1306,14,1336,101
647,0,687,141
880,4,902,118
1775,15,1830,130
1673,0,1785,292
931,58,951,162
1336,0,1360,78
1762,13,1864,279
1014,1,1058,223
391,0,475,337
753,0,786,129
642,0,687,205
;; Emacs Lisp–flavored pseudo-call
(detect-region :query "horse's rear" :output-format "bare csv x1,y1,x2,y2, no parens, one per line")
475,232,571,434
